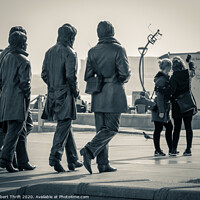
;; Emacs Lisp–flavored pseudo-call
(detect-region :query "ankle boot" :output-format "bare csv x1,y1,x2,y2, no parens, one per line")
80,148,92,174
68,160,83,171
98,164,117,173
18,163,36,171
54,162,65,173
0,159,19,173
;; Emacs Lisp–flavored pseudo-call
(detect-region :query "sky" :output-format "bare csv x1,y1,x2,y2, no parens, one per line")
0,0,200,74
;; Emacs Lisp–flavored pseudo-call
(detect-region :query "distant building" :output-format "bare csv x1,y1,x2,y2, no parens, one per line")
159,51,200,109
31,74,47,95
78,59,87,96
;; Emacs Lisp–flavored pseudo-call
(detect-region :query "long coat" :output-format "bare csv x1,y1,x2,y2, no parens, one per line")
166,69,194,118
152,71,171,123
41,42,78,121
84,37,131,113
0,48,31,122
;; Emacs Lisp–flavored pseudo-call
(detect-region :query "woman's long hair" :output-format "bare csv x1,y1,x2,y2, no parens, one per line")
172,56,186,72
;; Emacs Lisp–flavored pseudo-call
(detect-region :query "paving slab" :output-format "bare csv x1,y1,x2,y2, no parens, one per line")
0,128,200,199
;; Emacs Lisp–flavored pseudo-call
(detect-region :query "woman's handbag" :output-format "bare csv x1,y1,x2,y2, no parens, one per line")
85,76,103,95
176,91,197,114
176,70,198,115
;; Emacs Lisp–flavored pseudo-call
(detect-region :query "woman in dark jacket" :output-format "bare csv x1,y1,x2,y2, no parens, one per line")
158,56,195,156
152,59,173,156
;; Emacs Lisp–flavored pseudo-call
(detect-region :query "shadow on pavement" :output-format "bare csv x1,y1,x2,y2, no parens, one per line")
0,171,85,189
111,155,193,165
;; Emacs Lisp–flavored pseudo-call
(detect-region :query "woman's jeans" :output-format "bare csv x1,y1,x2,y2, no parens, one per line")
153,120,173,151
173,116,193,151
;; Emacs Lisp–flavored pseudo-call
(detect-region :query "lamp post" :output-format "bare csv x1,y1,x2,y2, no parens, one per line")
138,29,162,92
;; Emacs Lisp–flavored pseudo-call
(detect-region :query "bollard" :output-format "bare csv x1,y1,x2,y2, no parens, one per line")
38,95,44,132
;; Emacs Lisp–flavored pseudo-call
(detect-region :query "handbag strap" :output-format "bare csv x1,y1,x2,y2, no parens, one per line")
150,90,155,100
92,53,102,79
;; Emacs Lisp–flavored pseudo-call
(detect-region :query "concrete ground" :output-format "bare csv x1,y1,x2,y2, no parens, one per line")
0,125,200,199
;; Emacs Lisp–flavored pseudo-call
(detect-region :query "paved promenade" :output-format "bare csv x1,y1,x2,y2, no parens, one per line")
0,125,200,199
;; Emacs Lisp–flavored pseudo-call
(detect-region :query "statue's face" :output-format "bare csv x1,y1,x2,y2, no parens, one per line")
22,42,27,51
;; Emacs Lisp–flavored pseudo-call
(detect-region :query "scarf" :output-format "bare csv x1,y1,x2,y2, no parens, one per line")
98,36,121,45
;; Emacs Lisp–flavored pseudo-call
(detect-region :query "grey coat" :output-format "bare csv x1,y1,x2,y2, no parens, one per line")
84,37,131,113
0,48,31,122
41,42,78,121
152,71,171,123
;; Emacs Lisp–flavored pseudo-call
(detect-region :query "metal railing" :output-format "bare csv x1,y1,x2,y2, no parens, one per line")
30,95,46,132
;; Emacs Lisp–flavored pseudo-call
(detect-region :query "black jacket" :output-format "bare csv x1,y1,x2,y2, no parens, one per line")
163,69,193,118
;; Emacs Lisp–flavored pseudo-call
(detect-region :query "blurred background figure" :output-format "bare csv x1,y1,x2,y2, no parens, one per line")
134,91,149,113
76,96,86,113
